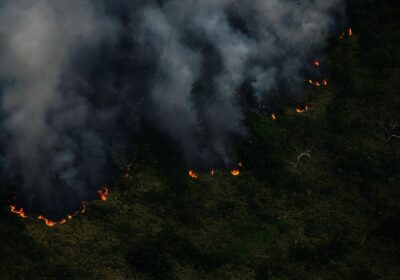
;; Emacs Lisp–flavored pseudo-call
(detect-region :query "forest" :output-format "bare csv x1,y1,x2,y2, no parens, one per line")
0,0,399,279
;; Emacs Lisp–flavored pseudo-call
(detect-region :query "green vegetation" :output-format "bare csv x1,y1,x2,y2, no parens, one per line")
1,1,399,279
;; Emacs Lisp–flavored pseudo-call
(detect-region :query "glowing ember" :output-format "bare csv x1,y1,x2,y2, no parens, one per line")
10,205,28,218
348,28,353,37
210,169,216,176
98,187,109,202
122,165,132,178
231,169,240,176
339,28,353,39
271,113,276,120
81,203,86,213
306,79,328,87
295,105,309,113
188,170,198,179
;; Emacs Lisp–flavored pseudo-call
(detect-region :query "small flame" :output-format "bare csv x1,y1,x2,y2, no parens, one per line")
313,60,320,67
306,79,328,87
10,205,28,218
295,105,309,113
339,28,353,39
98,187,109,202
188,170,198,179
271,113,276,120
37,215,55,227
347,28,353,37
210,169,216,176
231,169,240,176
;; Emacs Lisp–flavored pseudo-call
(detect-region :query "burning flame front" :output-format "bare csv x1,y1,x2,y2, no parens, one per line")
9,187,109,227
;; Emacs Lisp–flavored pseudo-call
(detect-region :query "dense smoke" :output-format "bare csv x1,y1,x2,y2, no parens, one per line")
0,0,344,217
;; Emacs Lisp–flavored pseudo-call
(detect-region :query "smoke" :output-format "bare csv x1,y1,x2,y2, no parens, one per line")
0,0,118,216
0,0,344,217
135,0,344,166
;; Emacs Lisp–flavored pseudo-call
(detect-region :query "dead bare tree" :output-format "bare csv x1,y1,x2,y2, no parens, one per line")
121,152,137,177
294,228,304,246
288,146,313,169
360,232,369,246
379,122,400,142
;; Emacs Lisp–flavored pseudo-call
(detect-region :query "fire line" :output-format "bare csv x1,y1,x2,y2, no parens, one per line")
9,186,109,227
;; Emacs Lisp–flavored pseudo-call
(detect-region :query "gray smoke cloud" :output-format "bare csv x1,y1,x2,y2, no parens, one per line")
0,0,344,216
136,0,344,166
0,0,117,215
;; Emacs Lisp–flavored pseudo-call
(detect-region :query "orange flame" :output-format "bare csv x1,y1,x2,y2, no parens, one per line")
339,28,353,39
347,28,353,37
10,205,28,218
295,105,309,113
188,170,198,179
231,169,240,176
10,204,76,227
98,187,109,202
210,169,216,176
37,215,55,227
9,187,110,227
271,113,276,120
